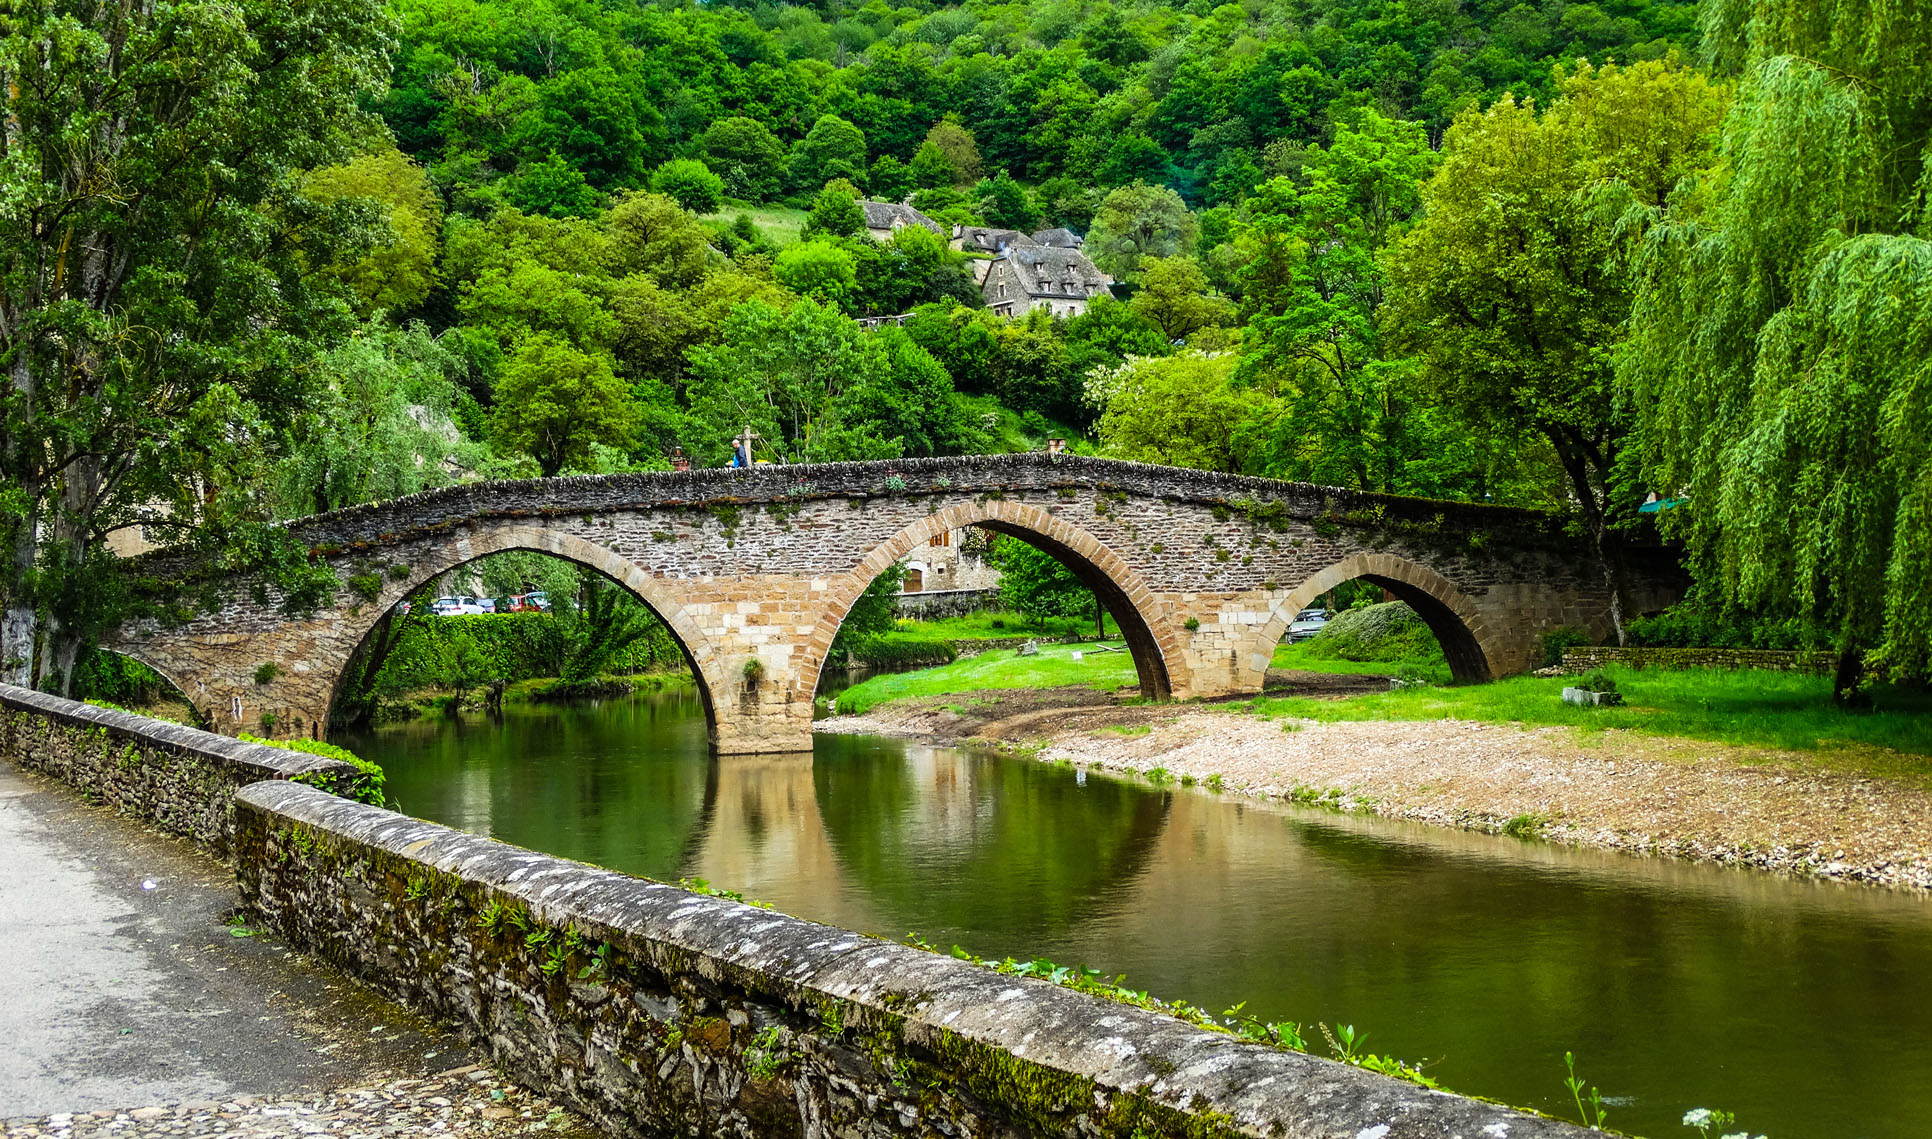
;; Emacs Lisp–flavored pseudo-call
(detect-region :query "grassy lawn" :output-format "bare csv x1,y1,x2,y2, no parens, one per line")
1270,640,1451,683
900,609,1117,642
836,642,1139,715
836,638,1932,780
702,202,806,247
1237,667,1932,769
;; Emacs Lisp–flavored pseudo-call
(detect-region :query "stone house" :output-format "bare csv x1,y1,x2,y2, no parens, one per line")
898,525,1001,595
980,244,1112,319
948,225,1113,318
859,201,943,242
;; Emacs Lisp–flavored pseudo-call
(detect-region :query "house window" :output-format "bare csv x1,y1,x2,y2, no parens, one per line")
998,283,1006,297
930,530,950,547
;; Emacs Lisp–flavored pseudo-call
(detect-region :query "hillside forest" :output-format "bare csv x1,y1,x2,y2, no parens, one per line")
2,0,1929,698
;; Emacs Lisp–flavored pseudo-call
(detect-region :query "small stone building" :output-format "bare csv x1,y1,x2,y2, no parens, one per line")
859,201,944,243
898,526,1000,595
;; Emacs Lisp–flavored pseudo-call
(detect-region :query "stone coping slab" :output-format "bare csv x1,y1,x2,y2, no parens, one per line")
0,683,351,783
235,778,1594,1139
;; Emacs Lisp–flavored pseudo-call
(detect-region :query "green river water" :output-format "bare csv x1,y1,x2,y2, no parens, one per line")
340,691,1932,1139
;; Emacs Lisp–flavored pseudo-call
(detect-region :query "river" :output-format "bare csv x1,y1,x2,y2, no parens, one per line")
339,691,1932,1139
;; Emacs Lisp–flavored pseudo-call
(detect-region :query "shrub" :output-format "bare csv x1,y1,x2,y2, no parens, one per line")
1624,604,1816,651
650,158,725,214
1302,602,1444,665
69,651,175,706
240,733,387,807
1539,627,1594,667
368,612,679,694
1577,670,1618,694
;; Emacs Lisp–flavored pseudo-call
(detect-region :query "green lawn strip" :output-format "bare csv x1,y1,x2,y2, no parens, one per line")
1234,666,1932,774
897,609,1117,642
835,642,1138,715
700,202,806,246
1269,641,1452,683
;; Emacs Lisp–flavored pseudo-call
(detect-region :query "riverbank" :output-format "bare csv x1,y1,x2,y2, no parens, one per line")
818,683,1932,891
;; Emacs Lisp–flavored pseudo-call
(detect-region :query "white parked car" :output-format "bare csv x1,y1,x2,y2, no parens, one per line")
429,595,488,616
1285,608,1334,643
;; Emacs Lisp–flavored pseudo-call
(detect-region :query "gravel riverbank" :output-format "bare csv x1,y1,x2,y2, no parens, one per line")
819,687,1932,891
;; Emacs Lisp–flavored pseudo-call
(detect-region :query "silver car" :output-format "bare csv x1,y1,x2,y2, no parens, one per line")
1285,608,1333,643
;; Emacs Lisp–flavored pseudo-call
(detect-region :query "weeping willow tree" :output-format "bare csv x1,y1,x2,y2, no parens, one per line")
1620,0,1932,695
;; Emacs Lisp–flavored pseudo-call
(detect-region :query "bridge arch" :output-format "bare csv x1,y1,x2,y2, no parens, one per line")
797,500,1181,703
1260,553,1500,683
322,524,727,734
81,648,202,718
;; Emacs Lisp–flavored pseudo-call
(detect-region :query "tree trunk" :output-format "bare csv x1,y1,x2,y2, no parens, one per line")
36,455,104,696
1,346,38,688
1552,433,1630,646
1831,646,1868,707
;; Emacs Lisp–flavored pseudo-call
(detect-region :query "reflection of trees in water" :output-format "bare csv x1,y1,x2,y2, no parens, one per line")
811,739,1171,940
365,694,715,882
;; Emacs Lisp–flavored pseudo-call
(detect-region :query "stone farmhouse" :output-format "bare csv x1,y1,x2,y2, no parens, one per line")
858,200,944,242
856,203,1114,318
951,225,1114,319
898,524,1001,595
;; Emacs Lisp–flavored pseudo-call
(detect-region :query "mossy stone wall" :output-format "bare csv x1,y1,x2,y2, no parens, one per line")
232,779,1594,1139
0,683,370,856
1559,646,1838,675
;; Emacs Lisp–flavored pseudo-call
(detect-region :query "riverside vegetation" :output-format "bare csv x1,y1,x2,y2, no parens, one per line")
5,0,1929,728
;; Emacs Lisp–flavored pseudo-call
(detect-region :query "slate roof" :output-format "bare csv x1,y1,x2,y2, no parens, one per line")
953,226,1039,254
1031,227,1084,249
997,244,1111,300
859,201,943,234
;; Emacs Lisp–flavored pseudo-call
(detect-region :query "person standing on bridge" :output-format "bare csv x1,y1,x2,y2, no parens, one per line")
730,426,762,468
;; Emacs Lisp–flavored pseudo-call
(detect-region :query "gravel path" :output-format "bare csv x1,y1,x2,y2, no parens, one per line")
2,1067,593,1139
821,690,1932,890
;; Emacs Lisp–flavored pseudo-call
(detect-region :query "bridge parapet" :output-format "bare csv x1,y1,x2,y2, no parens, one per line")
101,457,1683,750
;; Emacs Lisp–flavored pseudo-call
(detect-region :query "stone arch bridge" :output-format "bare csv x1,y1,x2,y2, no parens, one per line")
104,456,1682,753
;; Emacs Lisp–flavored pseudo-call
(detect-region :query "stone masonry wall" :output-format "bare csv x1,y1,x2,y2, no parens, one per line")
103,456,1684,752
234,779,1594,1139
1560,646,1839,675
0,683,370,856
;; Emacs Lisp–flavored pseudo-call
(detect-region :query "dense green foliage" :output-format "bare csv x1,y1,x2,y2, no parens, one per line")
363,610,682,696
6,0,1927,700
1300,602,1445,664
0,0,395,689
1620,0,1932,689
989,536,1103,631
240,734,390,807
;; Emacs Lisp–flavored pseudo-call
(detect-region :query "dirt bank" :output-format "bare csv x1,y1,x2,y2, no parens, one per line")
819,684,1932,891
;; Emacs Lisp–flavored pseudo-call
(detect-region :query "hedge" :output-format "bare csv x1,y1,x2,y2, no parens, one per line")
845,633,959,670
372,613,682,693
